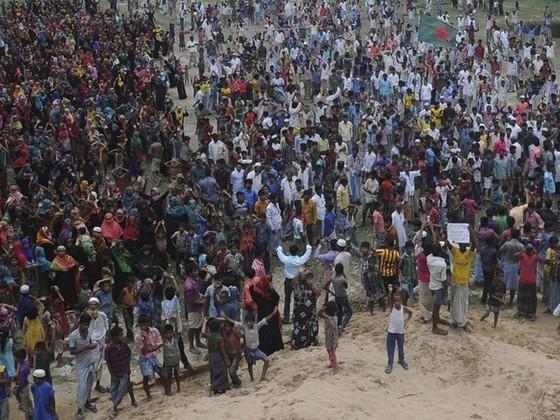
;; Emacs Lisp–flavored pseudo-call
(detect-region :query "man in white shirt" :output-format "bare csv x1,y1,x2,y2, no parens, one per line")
399,166,421,217
312,185,326,240
462,75,476,109
185,36,198,67
230,163,245,196
266,195,282,251
208,136,227,163
280,170,297,237
427,243,449,336
361,171,378,226
246,163,263,194
362,144,377,174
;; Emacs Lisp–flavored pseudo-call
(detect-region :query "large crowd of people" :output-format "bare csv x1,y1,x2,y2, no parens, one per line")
0,0,559,417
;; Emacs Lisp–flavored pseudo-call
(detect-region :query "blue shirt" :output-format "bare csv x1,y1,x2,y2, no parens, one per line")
221,302,238,321
244,188,258,209
544,171,556,194
31,380,55,420
276,245,312,279
324,211,336,237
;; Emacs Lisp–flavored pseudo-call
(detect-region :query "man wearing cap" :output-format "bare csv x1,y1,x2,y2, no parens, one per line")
31,369,56,420
87,297,109,394
17,285,34,327
333,239,352,287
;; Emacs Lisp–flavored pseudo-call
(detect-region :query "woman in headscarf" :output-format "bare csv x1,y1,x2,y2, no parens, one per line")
10,240,28,271
114,208,127,229
57,218,74,244
50,246,79,307
121,187,136,212
112,240,133,294
290,270,321,350
0,222,10,248
20,237,34,264
249,269,284,356
100,213,123,244
123,214,140,254
35,246,52,296
36,226,55,261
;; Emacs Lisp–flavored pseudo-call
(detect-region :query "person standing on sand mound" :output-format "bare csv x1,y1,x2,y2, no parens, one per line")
427,243,450,335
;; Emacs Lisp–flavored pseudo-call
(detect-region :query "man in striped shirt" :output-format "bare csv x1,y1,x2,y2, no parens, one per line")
376,238,401,294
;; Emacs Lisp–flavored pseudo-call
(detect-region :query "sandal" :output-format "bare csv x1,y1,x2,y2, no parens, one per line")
384,366,392,374
85,403,97,413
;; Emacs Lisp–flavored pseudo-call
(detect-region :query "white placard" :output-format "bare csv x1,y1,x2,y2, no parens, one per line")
446,223,470,244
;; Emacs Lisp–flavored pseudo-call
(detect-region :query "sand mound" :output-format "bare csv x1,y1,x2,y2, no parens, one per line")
77,301,560,420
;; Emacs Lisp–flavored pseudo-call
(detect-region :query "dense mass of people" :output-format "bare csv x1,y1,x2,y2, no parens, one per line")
0,0,558,417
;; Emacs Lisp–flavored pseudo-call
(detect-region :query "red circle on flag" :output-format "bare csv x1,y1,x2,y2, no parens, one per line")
433,24,451,41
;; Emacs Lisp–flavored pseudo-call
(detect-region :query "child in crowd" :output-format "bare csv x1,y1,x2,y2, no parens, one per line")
77,278,92,310
14,348,34,419
480,269,507,328
222,307,278,382
23,305,45,366
134,315,167,401
319,300,339,374
222,322,242,387
33,341,52,384
398,240,417,305
292,209,305,249
137,289,154,321
106,326,137,416
219,290,238,320
327,263,353,332
94,278,114,326
31,368,56,420
206,318,230,394
162,324,181,395
119,278,136,341
385,285,412,374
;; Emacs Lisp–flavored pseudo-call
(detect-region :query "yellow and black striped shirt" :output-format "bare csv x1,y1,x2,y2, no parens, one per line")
376,248,400,277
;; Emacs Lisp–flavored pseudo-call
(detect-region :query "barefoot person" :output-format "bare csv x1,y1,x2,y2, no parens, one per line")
318,301,339,374
184,263,206,354
516,244,539,321
222,307,279,382
69,313,98,419
134,315,168,401
480,269,507,328
427,243,449,335
448,235,476,332
106,326,137,417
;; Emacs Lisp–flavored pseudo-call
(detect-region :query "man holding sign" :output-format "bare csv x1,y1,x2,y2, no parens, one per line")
447,228,476,332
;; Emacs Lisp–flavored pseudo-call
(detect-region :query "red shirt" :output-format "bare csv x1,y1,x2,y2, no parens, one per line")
519,253,538,284
474,45,485,59
381,180,393,202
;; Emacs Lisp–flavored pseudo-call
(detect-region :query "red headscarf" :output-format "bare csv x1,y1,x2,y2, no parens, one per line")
101,213,123,242
123,215,140,242
11,241,28,270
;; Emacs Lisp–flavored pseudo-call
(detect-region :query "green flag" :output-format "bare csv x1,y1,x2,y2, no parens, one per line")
418,15,457,48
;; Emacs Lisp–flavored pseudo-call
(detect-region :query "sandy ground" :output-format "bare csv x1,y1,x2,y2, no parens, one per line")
43,264,560,420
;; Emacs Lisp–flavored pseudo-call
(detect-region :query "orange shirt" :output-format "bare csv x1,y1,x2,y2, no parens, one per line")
302,199,317,225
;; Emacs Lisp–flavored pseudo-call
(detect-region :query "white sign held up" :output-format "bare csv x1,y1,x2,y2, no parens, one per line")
447,223,470,244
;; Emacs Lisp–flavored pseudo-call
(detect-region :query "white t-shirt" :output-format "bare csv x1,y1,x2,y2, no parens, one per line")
293,217,304,239
427,254,447,290
387,306,406,334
